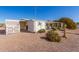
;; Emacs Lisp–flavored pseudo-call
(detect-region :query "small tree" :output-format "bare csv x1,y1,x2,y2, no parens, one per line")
58,17,77,29
63,24,67,38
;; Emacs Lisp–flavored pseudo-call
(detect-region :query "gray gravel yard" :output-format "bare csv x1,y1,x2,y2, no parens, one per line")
0,29,79,52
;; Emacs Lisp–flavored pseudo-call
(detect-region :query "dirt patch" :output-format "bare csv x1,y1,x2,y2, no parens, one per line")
0,29,79,51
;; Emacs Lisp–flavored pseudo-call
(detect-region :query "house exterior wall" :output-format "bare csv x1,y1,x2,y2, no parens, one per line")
5,19,46,33
27,20,35,32
28,20,46,32
6,20,20,34
34,21,46,32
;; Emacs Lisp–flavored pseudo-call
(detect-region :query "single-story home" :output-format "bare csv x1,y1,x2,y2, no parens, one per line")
5,19,64,34
5,19,46,34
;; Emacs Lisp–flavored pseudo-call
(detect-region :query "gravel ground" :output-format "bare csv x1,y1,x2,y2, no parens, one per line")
0,29,79,52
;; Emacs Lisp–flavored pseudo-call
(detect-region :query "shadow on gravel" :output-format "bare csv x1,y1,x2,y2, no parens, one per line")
40,37,54,42
67,32,79,35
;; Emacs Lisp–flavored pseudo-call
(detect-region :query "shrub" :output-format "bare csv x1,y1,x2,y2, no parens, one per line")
57,27,61,30
38,29,45,33
46,30,61,42
51,27,57,31
77,22,79,24
58,17,77,29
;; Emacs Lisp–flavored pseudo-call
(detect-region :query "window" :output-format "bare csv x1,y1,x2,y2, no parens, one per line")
38,22,42,26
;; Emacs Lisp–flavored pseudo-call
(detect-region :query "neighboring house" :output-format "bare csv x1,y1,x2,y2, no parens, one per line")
46,22,64,30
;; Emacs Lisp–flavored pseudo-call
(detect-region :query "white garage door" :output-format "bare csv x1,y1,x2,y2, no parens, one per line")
6,25,20,34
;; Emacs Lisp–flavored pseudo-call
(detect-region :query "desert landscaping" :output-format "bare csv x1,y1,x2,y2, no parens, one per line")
0,26,79,52
0,6,79,52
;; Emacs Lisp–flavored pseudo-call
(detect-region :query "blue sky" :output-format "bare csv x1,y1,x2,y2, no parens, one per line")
0,6,79,23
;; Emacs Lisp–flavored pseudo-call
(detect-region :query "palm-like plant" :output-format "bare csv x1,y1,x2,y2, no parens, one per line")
63,24,67,38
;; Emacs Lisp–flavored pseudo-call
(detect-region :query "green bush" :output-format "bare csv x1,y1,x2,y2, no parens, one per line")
58,17,77,29
57,26,64,31
46,30,61,42
38,29,45,33
51,27,57,31
77,22,79,24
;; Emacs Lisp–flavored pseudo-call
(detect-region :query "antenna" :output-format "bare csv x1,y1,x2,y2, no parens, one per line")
34,6,37,19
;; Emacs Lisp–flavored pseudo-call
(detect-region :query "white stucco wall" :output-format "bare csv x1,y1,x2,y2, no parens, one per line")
6,19,20,34
27,20,35,32
34,21,46,32
28,20,46,32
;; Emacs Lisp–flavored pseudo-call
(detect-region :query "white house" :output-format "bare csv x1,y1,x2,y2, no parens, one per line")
28,20,46,32
5,19,46,34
